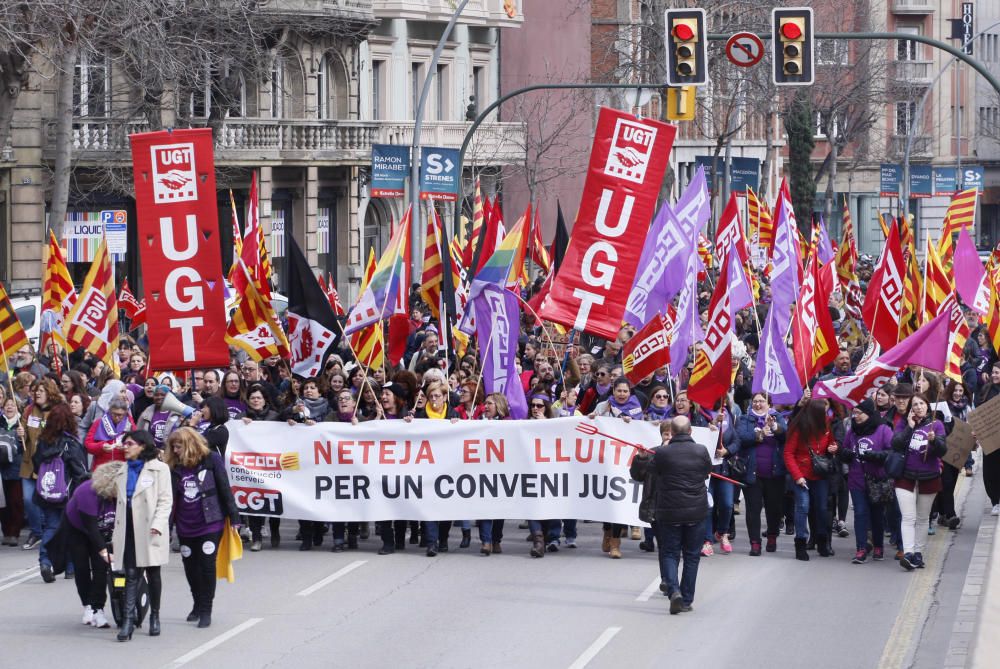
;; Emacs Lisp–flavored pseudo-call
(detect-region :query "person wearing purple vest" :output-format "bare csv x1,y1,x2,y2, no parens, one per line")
165,427,240,629
734,393,787,556
889,393,946,571
839,398,894,564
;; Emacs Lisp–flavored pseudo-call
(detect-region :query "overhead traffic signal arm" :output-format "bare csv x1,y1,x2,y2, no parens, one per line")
772,8,814,85
665,8,707,87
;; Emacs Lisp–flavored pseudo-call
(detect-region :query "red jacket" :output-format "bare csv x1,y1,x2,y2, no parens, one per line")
783,429,835,481
85,415,136,470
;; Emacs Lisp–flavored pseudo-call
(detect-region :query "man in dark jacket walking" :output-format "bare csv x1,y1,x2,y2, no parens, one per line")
653,416,712,614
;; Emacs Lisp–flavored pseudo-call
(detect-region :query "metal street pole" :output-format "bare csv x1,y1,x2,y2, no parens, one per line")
410,0,470,279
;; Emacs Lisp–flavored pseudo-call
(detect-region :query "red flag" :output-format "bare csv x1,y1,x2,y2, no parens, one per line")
714,191,748,267
791,245,838,384
687,254,732,408
862,221,905,350
473,197,503,276
622,313,671,385
130,299,147,329
387,313,410,366
118,279,141,319
539,108,676,338
325,274,345,316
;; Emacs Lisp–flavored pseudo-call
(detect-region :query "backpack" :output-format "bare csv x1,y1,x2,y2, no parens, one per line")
36,445,70,504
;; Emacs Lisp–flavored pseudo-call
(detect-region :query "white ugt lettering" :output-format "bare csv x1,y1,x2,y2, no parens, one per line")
594,190,635,237
160,214,199,261
170,317,204,362
581,241,617,289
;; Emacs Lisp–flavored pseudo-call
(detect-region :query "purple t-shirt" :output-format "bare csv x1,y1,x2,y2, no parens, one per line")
149,410,172,447
65,480,115,535
175,465,225,538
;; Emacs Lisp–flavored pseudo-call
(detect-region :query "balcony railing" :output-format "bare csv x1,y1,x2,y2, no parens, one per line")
373,0,522,26
46,117,526,166
889,134,933,158
892,60,933,85
892,0,934,13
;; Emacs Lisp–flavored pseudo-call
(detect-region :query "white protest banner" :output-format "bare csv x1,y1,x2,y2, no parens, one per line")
226,417,718,524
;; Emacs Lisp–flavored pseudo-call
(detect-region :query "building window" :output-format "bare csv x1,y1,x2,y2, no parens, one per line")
271,60,284,118
411,62,422,117
73,53,110,117
472,65,484,108
896,101,916,135
816,40,848,66
317,55,329,119
896,26,919,61
980,106,1000,129
436,64,448,121
814,112,839,139
372,60,385,120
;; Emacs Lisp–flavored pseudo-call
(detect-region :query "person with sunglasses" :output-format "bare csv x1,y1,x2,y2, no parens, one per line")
523,391,574,555
578,364,614,415
644,385,672,424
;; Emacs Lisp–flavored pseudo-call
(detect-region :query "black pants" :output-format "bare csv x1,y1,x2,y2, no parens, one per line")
248,516,280,541
377,521,408,546
123,506,161,611
180,531,223,615
744,476,785,542
67,526,108,610
984,450,1000,506
932,463,961,519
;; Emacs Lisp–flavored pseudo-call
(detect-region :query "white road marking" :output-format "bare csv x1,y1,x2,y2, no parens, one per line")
296,560,367,596
0,570,38,593
567,626,622,669
0,567,36,586
636,576,662,602
163,617,264,668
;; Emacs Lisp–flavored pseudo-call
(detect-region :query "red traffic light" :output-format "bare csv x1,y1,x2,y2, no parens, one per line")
781,22,802,40
673,23,695,41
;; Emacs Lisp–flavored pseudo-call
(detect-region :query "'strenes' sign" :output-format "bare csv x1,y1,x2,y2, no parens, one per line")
130,129,231,369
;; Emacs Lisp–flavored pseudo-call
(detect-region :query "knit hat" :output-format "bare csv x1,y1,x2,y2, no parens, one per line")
856,398,876,417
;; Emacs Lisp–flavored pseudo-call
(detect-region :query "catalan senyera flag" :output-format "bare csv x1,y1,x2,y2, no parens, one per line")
938,188,979,263
922,238,953,323
225,277,290,362
350,248,384,369
63,239,118,370
41,230,77,351
942,293,970,383
986,267,1000,354
878,212,891,240
899,215,923,337
836,201,863,321
748,187,774,258
464,179,485,269
229,189,243,265
529,209,551,275
686,247,733,409
420,208,448,319
0,281,29,367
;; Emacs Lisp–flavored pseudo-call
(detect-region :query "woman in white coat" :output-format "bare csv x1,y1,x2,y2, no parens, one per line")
111,430,172,641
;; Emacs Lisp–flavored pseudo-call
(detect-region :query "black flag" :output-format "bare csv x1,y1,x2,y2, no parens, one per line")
286,237,341,377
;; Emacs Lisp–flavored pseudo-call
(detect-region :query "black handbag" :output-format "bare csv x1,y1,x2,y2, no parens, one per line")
865,475,895,503
884,450,906,479
810,449,836,477
725,454,748,480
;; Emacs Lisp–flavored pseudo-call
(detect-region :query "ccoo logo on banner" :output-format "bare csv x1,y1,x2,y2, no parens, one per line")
539,108,676,339
130,129,231,369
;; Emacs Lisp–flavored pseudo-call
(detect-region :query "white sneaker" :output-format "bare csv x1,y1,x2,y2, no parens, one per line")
82,606,94,625
992,504,1000,516
92,609,110,629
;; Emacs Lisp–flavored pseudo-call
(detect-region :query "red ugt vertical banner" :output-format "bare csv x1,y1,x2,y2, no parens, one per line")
539,107,676,339
130,129,231,369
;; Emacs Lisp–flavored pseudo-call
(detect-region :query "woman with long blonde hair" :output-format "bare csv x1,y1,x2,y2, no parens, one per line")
165,427,240,629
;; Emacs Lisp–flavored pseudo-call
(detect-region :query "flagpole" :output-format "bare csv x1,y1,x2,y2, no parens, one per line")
469,327,493,414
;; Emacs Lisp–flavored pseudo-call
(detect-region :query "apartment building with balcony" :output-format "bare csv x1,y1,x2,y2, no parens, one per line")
0,0,525,303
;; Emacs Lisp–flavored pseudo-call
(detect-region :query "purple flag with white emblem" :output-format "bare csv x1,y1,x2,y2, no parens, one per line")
769,181,801,324
669,237,704,377
752,300,803,405
472,283,527,419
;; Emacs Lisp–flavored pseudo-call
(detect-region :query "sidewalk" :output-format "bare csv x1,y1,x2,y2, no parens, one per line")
970,505,999,668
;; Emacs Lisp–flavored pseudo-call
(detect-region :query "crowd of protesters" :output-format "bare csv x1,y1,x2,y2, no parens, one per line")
1,262,999,631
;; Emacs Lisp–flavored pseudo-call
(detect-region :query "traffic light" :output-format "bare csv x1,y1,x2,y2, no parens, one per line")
665,8,707,87
772,7,814,85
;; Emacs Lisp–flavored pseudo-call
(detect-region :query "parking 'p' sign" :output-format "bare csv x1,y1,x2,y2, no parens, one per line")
725,32,764,67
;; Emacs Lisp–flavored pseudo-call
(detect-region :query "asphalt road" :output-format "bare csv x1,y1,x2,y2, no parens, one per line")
0,471,991,669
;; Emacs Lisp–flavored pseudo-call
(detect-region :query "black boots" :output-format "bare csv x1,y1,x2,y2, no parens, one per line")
794,538,810,562
148,609,160,636
817,536,832,557
377,523,395,555
459,529,472,549
198,603,212,629
117,570,139,641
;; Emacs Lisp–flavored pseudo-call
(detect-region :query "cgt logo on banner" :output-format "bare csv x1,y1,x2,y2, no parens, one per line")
130,129,231,369
540,108,676,339
225,417,719,524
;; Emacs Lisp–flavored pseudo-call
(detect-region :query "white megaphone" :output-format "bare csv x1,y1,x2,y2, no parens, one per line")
160,392,195,419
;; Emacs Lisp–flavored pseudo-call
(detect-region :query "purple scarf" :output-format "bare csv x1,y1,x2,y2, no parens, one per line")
93,412,130,442
607,394,644,419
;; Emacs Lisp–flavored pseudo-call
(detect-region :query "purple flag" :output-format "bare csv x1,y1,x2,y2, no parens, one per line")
954,226,990,314
623,202,671,328
669,238,704,377
752,301,803,405
768,186,800,326
817,217,835,265
728,244,753,314
472,283,527,419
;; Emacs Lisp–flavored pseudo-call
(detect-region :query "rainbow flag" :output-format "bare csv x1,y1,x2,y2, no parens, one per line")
471,206,528,289
344,205,411,335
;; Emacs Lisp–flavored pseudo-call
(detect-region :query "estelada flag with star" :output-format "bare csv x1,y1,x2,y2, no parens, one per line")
286,236,341,377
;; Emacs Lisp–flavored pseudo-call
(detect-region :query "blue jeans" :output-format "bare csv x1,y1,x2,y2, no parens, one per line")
546,519,577,543
706,478,734,541
793,478,829,540
656,519,705,606
478,520,504,544
38,506,63,568
21,478,42,538
424,521,452,546
849,489,885,552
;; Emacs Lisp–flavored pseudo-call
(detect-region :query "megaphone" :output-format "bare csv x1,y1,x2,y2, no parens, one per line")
160,392,195,419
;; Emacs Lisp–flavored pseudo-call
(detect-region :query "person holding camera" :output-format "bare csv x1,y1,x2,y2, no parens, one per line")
734,392,788,556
